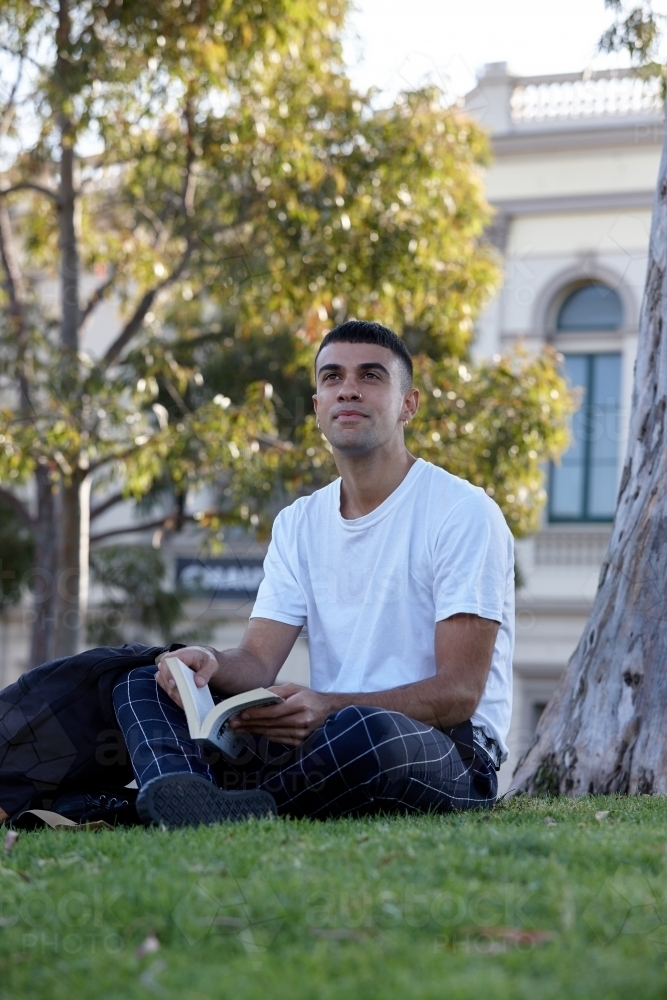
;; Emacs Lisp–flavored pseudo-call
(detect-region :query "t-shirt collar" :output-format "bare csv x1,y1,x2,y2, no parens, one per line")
336,457,426,529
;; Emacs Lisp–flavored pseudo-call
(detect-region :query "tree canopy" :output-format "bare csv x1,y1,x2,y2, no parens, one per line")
0,0,573,661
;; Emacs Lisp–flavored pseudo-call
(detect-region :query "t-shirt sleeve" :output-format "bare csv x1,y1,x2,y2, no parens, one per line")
250,509,307,627
433,490,513,624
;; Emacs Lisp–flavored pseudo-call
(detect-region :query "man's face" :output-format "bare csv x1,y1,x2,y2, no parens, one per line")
313,341,418,456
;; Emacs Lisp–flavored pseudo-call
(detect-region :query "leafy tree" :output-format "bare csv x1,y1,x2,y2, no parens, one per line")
0,0,572,666
514,1,667,795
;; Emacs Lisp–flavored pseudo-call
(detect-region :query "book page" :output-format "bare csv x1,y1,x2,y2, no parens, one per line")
164,657,215,736
201,688,284,750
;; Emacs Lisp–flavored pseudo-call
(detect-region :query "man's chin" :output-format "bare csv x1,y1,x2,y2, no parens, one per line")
328,430,377,456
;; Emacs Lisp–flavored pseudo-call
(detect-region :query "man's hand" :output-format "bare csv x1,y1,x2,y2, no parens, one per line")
155,646,221,708
229,684,336,746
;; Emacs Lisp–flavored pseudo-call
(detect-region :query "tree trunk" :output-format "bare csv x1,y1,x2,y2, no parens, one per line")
29,468,58,667
53,0,82,657
513,123,667,796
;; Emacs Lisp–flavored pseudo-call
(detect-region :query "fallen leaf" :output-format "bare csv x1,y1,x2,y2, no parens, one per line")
76,820,114,832
378,852,408,868
3,831,18,854
544,817,557,827
595,811,610,822
0,865,31,883
136,933,160,958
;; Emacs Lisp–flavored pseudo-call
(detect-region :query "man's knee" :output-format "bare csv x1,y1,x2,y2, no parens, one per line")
112,664,159,707
324,705,414,771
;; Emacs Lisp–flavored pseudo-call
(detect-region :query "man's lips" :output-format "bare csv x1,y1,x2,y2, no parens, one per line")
332,409,368,420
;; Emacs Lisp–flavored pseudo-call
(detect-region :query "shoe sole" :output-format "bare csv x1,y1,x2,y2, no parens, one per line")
136,774,277,829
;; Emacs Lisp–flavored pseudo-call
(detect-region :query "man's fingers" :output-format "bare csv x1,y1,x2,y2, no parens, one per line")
156,667,184,709
159,647,219,688
267,683,304,698
237,700,301,723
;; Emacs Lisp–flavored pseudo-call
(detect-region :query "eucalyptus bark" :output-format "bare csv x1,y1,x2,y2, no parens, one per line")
513,124,667,795
53,0,83,658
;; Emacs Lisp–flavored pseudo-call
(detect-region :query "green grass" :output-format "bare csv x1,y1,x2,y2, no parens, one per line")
1,795,667,999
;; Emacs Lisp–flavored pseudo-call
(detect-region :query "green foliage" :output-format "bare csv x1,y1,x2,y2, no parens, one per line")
0,497,33,605
88,544,209,646
409,349,573,535
0,0,573,601
600,1,664,63
1,797,667,999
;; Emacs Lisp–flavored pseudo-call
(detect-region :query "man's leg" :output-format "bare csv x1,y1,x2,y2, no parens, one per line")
113,670,495,823
112,666,217,786
252,705,497,819
112,666,276,826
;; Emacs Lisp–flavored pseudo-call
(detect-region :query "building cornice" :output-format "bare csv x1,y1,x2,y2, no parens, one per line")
490,189,655,217
491,119,663,155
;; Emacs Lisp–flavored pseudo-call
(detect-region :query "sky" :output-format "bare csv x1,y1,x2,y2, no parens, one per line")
343,0,667,101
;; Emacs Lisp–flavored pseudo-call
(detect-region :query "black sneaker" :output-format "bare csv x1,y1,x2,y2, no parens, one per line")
51,787,139,827
136,773,277,829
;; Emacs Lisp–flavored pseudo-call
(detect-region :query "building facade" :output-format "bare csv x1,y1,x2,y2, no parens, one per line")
465,64,663,789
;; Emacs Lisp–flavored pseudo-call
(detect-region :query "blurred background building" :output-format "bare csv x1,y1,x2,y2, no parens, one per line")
465,63,663,788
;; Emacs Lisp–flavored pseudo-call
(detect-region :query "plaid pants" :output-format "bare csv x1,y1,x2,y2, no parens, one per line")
112,666,497,819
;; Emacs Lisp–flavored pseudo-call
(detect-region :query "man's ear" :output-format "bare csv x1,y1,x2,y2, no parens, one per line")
403,387,419,421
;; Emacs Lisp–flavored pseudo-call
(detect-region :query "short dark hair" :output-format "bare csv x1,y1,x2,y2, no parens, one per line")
315,320,413,390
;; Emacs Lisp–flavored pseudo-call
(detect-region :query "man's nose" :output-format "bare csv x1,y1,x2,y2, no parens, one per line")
337,378,361,400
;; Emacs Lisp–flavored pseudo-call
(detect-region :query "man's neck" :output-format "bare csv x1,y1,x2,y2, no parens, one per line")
336,444,417,520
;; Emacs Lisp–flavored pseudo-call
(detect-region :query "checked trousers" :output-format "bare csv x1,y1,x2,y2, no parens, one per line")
112,666,498,819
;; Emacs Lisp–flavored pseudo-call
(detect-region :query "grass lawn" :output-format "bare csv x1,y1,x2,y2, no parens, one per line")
1,795,667,999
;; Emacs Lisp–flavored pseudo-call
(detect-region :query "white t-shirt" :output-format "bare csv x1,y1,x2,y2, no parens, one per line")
251,458,514,761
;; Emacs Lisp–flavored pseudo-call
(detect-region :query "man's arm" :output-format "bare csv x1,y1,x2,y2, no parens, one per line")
155,617,303,707
230,613,499,745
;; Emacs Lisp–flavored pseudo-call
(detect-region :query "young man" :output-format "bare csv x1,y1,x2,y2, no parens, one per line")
113,320,514,827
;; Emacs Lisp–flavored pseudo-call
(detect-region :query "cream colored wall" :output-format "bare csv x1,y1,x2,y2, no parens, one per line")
486,145,661,201
507,210,652,257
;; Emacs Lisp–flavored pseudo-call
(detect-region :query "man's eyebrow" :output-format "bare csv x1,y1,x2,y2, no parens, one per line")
316,361,392,377
357,362,391,375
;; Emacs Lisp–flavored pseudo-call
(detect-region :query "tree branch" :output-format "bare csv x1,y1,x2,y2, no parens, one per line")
0,487,33,527
101,241,195,368
181,98,198,218
90,512,195,544
0,182,59,202
78,267,116,330
90,490,126,520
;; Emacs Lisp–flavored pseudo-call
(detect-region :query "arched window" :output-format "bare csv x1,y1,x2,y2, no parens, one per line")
549,282,623,523
556,282,623,331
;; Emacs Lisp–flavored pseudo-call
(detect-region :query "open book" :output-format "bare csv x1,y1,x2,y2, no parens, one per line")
164,656,283,758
